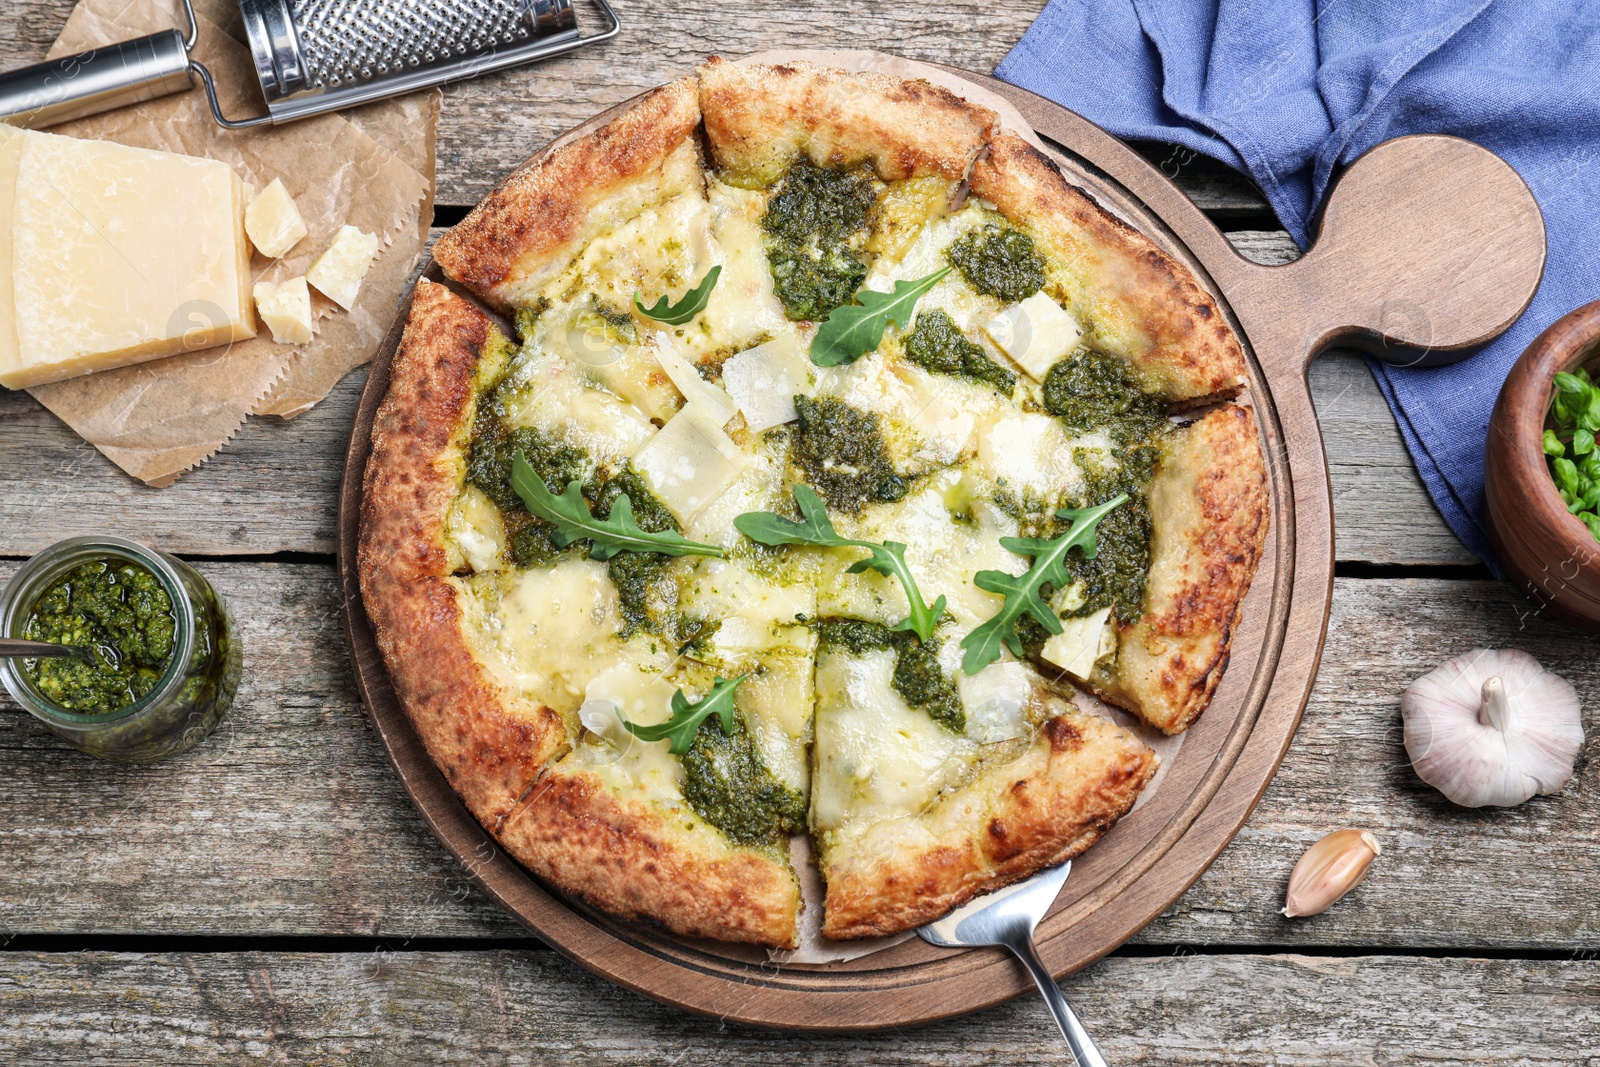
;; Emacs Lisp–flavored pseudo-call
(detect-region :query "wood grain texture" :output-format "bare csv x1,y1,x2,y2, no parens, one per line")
0,0,1272,216
0,949,1593,1065
1,565,1592,949
0,0,73,71
1311,355,1477,566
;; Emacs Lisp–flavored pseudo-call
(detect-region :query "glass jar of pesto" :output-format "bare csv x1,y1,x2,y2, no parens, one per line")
0,537,241,762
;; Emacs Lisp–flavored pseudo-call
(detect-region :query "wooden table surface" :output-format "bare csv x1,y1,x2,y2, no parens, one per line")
2,2,1596,1063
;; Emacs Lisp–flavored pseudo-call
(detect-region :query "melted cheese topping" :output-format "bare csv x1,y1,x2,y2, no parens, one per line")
470,561,670,716
820,469,1022,629
445,485,506,574
499,346,658,468
811,648,979,831
700,180,793,352
439,151,1157,861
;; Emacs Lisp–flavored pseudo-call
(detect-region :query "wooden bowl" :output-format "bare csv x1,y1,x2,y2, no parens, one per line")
1485,299,1600,630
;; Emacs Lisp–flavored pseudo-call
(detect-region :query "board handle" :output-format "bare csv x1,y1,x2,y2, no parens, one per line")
1213,135,1546,373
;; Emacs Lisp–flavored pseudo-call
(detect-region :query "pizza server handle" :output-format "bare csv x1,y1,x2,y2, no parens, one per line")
0,0,258,130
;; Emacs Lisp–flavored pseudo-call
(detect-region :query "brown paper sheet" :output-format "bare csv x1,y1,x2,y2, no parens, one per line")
23,0,436,485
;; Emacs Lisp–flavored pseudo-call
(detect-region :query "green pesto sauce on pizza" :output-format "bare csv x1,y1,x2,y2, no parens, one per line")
902,309,1017,394
1033,348,1171,623
466,405,592,567
946,223,1045,302
817,619,965,733
992,457,1158,627
680,712,806,847
1041,349,1168,443
792,395,908,513
1063,453,1157,624
593,471,686,640
993,468,1153,629
760,160,877,321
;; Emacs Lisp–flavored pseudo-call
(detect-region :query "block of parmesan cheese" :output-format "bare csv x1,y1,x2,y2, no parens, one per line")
306,225,379,311
0,127,255,390
0,127,23,384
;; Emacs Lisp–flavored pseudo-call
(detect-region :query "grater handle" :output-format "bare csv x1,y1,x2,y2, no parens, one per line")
0,30,196,129
0,0,268,131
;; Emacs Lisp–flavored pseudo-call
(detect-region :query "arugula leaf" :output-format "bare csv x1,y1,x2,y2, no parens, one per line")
511,452,724,560
809,267,950,367
634,266,721,326
622,674,747,755
960,494,1128,675
734,484,947,642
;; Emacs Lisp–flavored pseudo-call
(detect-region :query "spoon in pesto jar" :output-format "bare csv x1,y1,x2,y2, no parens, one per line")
0,638,95,661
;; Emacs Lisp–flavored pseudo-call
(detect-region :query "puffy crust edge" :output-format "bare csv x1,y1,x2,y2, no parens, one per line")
697,56,996,183
1094,405,1270,734
970,132,1248,405
499,766,802,949
433,77,703,312
820,706,1156,940
358,278,566,826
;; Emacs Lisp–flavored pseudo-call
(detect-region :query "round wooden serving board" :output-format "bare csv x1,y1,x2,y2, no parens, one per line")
337,67,1545,1031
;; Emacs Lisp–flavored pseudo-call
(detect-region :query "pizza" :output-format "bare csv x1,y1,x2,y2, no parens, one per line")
358,58,1269,949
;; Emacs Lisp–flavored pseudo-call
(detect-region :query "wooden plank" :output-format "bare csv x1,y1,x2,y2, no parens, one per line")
0,949,1589,1062
0,564,1590,948
0,377,357,558
0,229,1464,565
0,0,72,71
1131,143,1273,217
1310,356,1479,565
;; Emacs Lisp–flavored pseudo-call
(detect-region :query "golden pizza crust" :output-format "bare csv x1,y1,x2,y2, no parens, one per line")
970,132,1248,405
498,764,802,949
433,77,703,312
697,56,996,185
358,279,566,828
819,706,1156,940
1093,405,1270,734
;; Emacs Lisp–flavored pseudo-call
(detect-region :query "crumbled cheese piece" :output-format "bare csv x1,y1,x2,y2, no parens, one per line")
244,178,307,259
654,339,738,426
252,276,314,345
983,292,1082,379
632,402,747,523
721,332,814,432
306,225,379,311
957,660,1031,744
1041,607,1115,679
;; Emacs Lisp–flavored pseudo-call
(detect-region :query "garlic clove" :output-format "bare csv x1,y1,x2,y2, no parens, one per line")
1401,648,1584,808
1283,829,1381,919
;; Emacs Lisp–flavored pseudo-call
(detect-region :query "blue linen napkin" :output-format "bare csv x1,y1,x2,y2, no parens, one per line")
997,0,1600,568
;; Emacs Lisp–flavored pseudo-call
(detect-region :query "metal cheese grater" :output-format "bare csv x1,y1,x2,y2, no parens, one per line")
0,0,618,129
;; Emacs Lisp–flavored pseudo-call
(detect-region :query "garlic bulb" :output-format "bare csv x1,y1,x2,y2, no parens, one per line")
1402,648,1584,808
1283,829,1381,918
